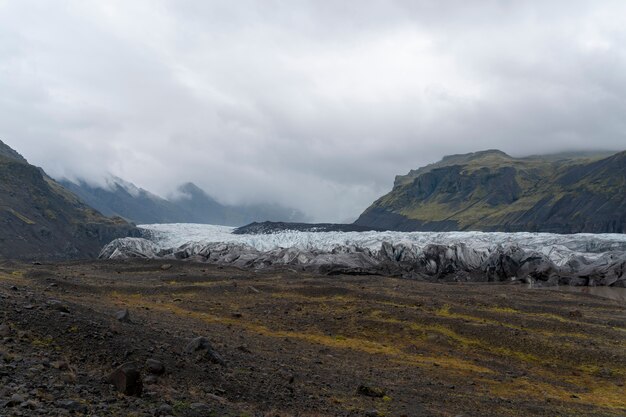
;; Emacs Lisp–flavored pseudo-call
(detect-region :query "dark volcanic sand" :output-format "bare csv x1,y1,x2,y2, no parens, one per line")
1,260,625,416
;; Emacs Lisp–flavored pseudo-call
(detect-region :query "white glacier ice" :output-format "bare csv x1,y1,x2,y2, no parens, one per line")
137,223,626,266
99,223,626,286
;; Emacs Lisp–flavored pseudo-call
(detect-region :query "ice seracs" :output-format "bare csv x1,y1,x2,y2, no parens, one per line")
99,223,626,286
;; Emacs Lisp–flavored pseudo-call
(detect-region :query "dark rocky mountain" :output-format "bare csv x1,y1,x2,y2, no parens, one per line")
0,140,137,260
61,178,309,226
355,149,626,233
60,177,189,224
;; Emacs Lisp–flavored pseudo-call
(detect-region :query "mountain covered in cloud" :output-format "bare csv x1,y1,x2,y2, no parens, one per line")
0,139,137,260
60,177,309,226
355,149,626,234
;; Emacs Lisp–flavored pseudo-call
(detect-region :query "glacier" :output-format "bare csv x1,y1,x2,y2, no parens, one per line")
99,223,626,286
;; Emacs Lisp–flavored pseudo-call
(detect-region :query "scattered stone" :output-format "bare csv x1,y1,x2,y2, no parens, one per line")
20,399,39,409
51,360,69,371
146,359,165,375
184,337,226,366
55,399,86,412
206,393,227,403
46,300,70,313
156,404,173,415
237,345,252,353
160,264,172,271
0,324,11,337
232,312,243,318
115,309,132,323
7,393,25,406
365,410,381,417
190,402,211,413
60,372,77,384
569,310,583,318
185,336,211,353
357,384,386,398
107,362,143,396
144,375,158,385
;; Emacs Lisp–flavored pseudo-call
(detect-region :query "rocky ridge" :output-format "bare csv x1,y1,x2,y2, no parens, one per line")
355,150,626,233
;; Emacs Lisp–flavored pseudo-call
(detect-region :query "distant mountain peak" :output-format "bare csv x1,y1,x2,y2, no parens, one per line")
61,176,309,226
176,182,208,196
104,175,144,197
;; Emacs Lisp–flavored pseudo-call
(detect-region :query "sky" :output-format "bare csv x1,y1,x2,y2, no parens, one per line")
1,1,625,222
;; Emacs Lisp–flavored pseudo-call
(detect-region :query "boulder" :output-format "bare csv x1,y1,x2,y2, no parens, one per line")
108,362,143,396
146,359,165,375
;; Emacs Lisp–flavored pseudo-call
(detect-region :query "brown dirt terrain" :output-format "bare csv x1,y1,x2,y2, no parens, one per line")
1,260,625,417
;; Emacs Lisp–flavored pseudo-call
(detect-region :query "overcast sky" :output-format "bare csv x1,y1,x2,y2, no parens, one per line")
1,1,625,221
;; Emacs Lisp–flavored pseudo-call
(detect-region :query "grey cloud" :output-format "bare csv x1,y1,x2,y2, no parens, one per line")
1,0,625,222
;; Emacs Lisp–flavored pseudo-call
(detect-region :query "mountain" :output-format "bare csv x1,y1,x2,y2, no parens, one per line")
60,177,189,224
0,140,137,260
355,149,626,233
61,178,309,226
171,182,309,226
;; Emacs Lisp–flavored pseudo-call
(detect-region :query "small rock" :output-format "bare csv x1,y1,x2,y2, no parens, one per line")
60,372,77,384
55,399,86,412
569,310,583,318
190,402,211,412
185,336,211,353
160,264,172,270
107,362,143,396
115,309,132,323
365,410,380,417
0,324,11,337
156,404,173,415
7,393,25,406
144,375,158,385
237,345,252,354
357,384,385,398
20,399,39,409
46,300,70,313
51,360,69,371
232,312,243,318
145,359,165,375
184,337,226,366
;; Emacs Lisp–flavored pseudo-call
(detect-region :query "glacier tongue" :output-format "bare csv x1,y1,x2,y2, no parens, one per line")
99,223,626,286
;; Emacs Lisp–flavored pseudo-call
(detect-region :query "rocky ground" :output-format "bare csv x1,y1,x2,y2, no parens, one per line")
0,259,625,417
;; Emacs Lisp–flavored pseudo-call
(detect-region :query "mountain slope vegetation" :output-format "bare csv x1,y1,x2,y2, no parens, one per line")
0,140,137,260
355,150,626,233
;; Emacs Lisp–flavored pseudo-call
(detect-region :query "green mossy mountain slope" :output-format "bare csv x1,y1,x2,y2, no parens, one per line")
0,140,137,260
355,150,626,233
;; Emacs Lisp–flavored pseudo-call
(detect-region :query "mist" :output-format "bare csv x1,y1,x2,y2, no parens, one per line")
1,0,625,221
